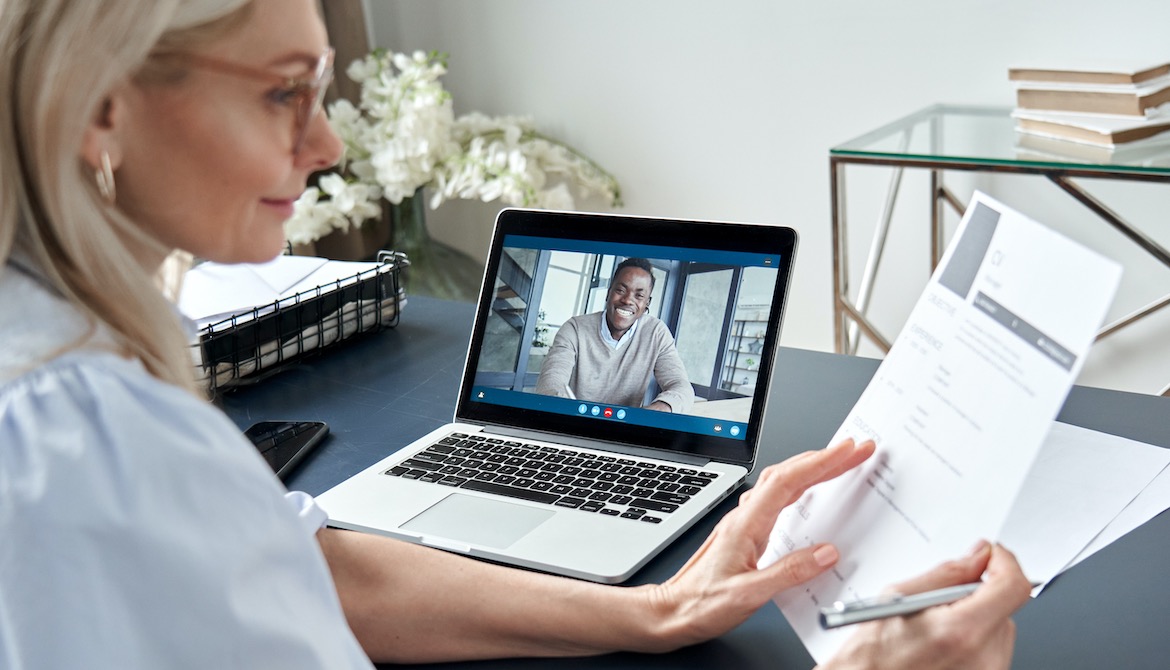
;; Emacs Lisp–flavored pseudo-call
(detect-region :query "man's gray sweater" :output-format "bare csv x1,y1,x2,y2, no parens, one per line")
534,311,694,412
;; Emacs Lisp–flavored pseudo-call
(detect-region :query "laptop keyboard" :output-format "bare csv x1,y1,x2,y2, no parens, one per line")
383,432,721,524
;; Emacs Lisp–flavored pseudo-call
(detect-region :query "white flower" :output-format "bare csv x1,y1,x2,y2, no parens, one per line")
286,49,622,245
537,183,575,210
283,177,383,246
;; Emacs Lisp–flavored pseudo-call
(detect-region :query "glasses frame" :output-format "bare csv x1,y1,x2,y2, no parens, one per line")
150,47,335,155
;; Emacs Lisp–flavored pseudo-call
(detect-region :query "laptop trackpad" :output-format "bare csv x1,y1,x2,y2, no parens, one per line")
402,493,555,549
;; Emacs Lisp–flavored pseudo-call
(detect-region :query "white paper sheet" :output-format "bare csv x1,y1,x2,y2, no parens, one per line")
247,255,329,293
1063,460,1170,572
1001,421,1170,594
760,192,1122,663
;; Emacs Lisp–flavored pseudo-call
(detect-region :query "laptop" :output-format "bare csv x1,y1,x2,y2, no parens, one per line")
317,208,798,583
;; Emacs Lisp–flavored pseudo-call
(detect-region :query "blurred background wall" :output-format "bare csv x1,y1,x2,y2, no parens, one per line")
359,0,1170,394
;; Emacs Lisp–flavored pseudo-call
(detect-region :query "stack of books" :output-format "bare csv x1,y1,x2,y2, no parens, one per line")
1010,62,1170,158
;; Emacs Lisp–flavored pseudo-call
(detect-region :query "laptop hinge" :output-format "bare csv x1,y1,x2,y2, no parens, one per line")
479,424,712,467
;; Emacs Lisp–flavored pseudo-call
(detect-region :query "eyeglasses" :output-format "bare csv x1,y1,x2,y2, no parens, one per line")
150,47,334,155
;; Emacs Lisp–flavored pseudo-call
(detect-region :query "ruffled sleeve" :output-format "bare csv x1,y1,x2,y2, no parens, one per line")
286,489,330,535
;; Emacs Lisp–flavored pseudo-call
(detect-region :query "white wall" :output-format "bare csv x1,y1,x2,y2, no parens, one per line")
364,0,1170,395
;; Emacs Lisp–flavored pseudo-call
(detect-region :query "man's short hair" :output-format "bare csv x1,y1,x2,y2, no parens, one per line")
613,257,655,290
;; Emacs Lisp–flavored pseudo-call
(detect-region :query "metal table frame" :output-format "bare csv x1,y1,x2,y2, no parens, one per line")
830,104,1170,394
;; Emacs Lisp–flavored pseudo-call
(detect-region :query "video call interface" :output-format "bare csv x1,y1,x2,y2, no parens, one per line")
469,234,782,441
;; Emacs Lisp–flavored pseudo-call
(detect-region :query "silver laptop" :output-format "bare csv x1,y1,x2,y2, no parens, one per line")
317,208,798,583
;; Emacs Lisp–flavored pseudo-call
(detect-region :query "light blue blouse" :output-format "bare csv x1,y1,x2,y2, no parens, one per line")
0,264,372,668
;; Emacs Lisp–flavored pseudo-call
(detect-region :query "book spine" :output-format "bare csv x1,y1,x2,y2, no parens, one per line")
1016,119,1108,144
1010,71,1131,86
1008,64,1170,86
1142,87,1170,113
1016,119,1170,146
1017,89,1143,116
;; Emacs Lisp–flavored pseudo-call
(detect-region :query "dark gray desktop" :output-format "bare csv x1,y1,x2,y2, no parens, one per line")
220,296,1170,670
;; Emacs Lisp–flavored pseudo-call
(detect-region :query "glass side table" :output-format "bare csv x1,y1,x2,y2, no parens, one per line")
831,104,1170,393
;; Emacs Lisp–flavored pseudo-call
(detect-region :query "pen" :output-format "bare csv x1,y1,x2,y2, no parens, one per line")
818,581,1040,630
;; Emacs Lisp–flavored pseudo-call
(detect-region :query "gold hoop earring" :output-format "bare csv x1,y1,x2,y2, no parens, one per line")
95,150,116,203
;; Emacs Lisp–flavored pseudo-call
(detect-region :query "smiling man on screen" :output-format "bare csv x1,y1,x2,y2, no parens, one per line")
535,258,694,413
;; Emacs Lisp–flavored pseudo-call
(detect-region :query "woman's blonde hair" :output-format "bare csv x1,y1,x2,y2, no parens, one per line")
0,0,253,394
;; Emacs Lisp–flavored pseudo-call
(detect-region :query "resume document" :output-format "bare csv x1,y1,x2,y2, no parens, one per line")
760,192,1122,662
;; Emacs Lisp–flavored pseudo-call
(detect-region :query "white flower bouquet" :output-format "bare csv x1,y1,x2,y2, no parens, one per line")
285,50,622,246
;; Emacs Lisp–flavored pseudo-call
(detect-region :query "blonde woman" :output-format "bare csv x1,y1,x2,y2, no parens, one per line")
0,0,1031,667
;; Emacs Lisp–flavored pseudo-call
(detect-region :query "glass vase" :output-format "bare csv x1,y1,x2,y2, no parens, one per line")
389,189,483,302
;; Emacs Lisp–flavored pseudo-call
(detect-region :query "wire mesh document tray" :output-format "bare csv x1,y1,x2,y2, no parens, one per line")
193,251,408,392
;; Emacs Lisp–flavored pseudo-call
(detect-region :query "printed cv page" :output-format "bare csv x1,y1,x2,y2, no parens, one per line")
759,192,1122,663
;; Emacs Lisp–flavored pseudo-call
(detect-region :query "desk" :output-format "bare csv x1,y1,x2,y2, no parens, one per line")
831,105,1170,386
220,296,1170,669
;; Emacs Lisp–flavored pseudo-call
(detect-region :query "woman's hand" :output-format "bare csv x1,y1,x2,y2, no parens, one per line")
638,437,876,649
820,541,1032,670
324,438,875,663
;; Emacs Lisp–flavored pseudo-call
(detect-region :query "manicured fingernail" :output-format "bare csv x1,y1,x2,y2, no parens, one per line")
814,544,839,567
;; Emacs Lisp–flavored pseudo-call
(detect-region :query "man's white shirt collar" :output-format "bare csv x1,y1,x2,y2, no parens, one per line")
600,311,640,350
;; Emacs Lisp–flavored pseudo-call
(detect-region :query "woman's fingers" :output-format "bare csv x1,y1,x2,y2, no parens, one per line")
739,438,875,528
887,539,993,596
946,544,1033,630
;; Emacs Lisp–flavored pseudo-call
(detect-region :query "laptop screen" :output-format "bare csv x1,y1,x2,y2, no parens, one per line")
456,209,797,466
